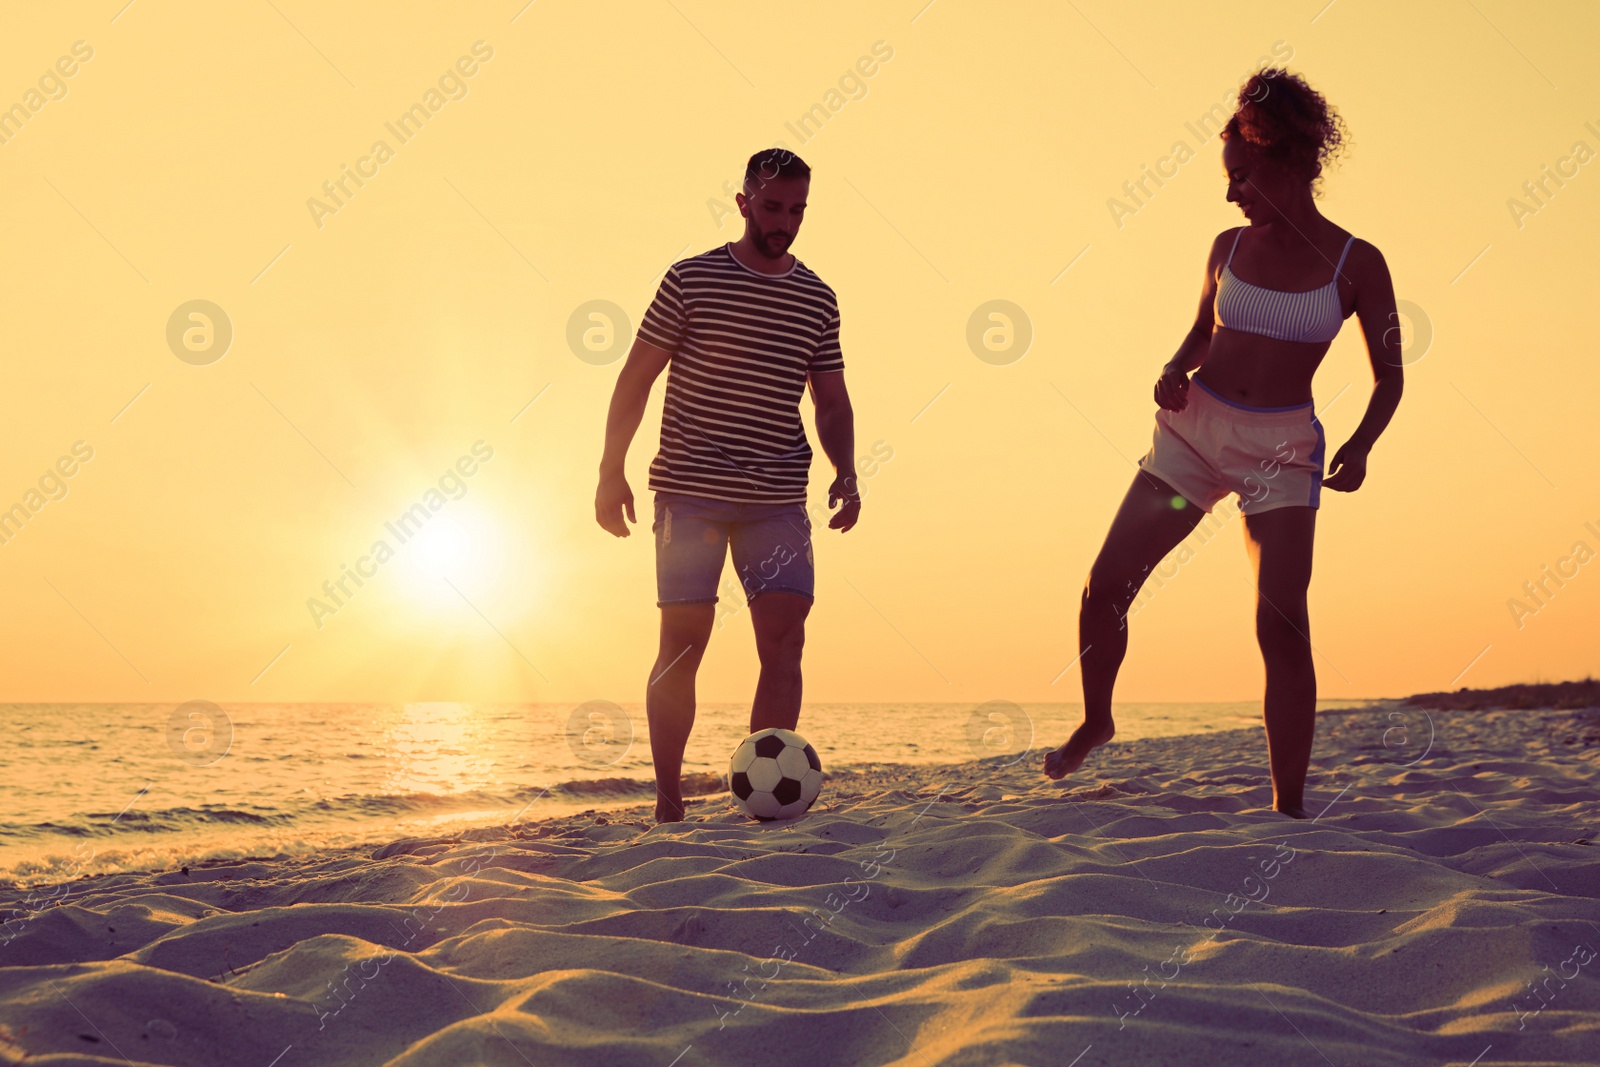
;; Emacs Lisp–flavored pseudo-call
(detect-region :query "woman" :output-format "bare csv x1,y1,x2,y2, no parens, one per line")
1043,69,1404,818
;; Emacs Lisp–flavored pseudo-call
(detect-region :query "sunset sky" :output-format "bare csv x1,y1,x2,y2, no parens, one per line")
2,1,1595,707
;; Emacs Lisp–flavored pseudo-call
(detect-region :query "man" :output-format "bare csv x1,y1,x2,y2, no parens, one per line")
595,148,859,824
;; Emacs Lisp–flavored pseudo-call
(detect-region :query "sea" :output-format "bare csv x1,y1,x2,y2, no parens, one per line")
0,700,1373,884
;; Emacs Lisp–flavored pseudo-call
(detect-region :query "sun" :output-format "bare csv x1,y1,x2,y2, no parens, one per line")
400,504,505,596
376,496,548,633
409,514,475,577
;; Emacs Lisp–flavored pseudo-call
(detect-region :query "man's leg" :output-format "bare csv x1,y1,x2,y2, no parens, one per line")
1242,505,1318,818
749,592,810,732
649,492,730,823
731,502,815,735
647,604,714,823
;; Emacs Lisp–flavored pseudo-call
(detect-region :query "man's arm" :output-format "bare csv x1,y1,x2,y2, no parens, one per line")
595,338,672,536
809,369,859,532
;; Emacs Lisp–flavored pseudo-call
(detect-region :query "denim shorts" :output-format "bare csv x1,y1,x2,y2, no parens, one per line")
653,491,814,607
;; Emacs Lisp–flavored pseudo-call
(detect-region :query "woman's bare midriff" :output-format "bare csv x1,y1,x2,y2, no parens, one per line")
1194,326,1332,407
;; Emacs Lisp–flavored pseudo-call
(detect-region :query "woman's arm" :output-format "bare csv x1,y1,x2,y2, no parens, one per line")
1155,230,1229,410
1163,325,1213,377
1325,241,1404,492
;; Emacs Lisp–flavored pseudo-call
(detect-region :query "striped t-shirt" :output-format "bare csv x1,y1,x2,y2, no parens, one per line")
638,243,845,504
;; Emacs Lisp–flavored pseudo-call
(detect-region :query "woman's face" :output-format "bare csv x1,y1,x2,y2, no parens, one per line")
1222,138,1305,223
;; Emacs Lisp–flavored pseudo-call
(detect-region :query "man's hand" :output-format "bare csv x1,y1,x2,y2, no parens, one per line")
595,470,636,536
827,471,861,532
1155,364,1190,411
1323,442,1369,493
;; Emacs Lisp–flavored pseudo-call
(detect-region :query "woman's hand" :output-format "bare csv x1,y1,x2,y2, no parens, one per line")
1154,364,1190,412
1323,442,1369,492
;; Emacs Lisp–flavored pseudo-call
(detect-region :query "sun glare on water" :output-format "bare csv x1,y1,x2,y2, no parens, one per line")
381,702,497,796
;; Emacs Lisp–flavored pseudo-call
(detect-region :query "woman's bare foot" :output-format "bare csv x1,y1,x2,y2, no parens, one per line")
1274,802,1310,819
1043,721,1115,780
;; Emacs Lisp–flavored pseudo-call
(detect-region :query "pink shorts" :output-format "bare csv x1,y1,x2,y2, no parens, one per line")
1137,378,1325,515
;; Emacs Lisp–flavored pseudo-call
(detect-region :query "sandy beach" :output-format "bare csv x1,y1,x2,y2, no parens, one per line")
2,701,1596,1066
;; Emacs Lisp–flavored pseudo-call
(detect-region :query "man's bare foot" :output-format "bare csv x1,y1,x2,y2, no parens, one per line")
1043,721,1115,780
1274,802,1311,820
655,793,685,824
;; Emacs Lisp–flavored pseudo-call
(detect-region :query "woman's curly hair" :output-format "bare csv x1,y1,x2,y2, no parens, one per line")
1221,69,1349,196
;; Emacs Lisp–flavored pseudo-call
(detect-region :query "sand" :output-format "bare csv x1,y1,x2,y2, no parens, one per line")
1,702,1597,1066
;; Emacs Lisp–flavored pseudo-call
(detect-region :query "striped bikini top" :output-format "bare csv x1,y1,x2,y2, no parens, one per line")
1214,228,1355,344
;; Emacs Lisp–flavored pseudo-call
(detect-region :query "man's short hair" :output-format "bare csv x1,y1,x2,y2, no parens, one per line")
744,148,811,190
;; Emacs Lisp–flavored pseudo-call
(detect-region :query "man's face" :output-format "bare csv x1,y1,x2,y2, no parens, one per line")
738,175,808,258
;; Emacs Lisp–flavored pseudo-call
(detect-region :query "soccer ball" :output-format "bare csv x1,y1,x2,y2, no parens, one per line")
728,728,823,820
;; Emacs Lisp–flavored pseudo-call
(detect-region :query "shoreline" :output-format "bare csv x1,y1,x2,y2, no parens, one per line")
0,700,1383,890
5,697,1595,892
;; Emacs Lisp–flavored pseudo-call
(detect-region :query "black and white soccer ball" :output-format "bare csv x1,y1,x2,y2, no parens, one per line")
728,728,823,820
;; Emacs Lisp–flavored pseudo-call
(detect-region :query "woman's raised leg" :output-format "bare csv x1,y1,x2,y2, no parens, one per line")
1045,471,1204,779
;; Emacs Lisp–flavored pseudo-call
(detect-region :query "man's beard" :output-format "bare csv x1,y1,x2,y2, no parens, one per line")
749,221,792,259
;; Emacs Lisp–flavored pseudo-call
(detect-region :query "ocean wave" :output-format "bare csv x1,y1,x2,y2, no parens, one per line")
0,807,293,839
0,774,734,845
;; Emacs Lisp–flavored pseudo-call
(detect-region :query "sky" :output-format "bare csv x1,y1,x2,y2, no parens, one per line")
1,1,1596,708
